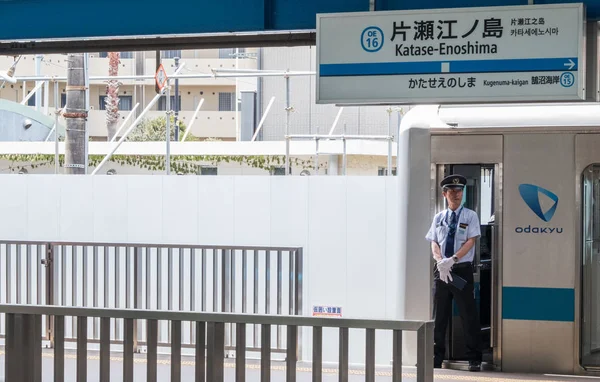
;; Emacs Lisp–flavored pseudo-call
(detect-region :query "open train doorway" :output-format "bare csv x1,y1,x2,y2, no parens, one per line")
434,163,501,371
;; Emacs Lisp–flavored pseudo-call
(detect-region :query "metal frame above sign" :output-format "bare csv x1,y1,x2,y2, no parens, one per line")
316,3,586,105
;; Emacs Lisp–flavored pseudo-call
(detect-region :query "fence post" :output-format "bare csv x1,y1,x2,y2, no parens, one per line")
44,243,55,345
416,321,434,382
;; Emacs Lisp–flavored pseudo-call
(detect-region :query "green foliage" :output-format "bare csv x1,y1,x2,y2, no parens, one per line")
127,115,189,142
0,154,325,174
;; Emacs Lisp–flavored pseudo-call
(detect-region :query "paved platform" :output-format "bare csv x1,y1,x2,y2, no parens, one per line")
1,349,600,381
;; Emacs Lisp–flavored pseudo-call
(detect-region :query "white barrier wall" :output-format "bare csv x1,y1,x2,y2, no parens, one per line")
0,175,401,366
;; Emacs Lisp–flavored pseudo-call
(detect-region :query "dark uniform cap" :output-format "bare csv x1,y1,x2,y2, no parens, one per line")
440,174,467,190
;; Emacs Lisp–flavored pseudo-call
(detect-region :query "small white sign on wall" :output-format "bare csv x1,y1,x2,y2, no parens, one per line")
313,305,342,317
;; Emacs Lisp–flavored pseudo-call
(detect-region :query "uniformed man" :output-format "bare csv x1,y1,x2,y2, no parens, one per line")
425,174,482,372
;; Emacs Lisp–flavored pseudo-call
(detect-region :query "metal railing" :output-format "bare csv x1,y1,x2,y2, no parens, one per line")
0,304,434,382
0,241,303,353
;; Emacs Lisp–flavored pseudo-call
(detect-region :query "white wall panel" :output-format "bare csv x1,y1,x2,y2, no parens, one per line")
197,177,235,244
93,176,129,243
0,175,28,239
233,177,271,246
126,176,163,243
270,177,309,248
27,175,59,241
345,177,387,318
162,176,199,244
59,176,95,242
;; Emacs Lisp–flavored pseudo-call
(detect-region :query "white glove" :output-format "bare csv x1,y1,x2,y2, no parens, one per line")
437,257,454,273
439,268,454,284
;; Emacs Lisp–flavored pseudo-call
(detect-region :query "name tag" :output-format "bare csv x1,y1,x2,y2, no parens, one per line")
458,223,468,238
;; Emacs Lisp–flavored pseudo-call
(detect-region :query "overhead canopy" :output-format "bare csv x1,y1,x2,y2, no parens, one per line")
1,0,600,54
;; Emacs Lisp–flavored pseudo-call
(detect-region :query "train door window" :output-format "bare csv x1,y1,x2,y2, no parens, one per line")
581,164,600,368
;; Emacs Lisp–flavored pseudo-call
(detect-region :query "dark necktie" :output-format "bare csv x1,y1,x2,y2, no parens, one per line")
445,211,456,258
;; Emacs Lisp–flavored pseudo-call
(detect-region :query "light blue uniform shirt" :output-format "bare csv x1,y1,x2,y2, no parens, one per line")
425,206,481,263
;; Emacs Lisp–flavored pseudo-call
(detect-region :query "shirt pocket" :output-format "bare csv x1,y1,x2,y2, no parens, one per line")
436,226,447,241
457,225,468,241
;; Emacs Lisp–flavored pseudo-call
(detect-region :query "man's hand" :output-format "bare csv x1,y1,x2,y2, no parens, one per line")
437,257,454,273
439,267,453,284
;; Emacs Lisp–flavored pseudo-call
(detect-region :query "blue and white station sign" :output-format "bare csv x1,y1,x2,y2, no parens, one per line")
316,3,585,105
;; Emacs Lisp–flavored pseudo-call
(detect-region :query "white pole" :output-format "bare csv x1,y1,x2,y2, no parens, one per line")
43,81,49,116
91,92,163,175
251,96,275,142
35,55,42,112
235,48,239,141
181,98,204,142
20,81,44,105
54,81,60,174
166,80,171,174
110,103,140,143
328,107,344,135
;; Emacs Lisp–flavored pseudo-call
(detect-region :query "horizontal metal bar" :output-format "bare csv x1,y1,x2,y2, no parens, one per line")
286,134,393,140
0,304,429,331
0,30,316,56
0,240,302,253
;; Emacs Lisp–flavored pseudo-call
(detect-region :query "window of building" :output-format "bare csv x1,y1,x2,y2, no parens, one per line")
157,95,182,112
271,167,291,175
198,166,218,175
98,52,133,59
219,48,246,58
218,92,235,111
161,50,182,59
378,167,397,176
98,95,133,111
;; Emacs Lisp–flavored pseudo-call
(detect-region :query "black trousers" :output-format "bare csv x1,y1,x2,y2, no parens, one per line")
432,262,482,364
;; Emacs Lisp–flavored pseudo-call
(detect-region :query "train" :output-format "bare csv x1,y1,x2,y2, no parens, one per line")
397,103,600,374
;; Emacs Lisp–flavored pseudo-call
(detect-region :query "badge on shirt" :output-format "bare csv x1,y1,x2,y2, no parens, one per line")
458,223,468,237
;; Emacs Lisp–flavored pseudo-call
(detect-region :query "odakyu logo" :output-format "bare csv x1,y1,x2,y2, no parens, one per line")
515,183,563,234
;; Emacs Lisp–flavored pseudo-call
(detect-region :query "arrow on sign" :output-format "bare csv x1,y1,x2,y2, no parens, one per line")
564,59,575,70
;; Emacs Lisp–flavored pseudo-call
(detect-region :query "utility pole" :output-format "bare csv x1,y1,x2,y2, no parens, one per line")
174,56,180,141
64,53,87,174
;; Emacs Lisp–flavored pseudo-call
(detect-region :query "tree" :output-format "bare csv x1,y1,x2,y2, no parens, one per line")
64,53,86,174
105,52,121,141
127,116,187,141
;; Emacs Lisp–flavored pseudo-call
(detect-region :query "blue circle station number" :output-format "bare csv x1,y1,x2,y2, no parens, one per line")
560,72,575,88
361,27,384,52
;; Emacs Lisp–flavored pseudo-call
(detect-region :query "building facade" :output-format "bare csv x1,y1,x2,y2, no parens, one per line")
0,48,258,141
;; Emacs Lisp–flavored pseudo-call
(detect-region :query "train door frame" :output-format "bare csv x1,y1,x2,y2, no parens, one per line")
430,133,504,371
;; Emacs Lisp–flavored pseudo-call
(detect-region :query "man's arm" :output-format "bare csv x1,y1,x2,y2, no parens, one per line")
431,241,443,262
453,238,476,260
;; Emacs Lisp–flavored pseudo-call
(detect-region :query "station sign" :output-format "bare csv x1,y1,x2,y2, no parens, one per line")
316,3,585,105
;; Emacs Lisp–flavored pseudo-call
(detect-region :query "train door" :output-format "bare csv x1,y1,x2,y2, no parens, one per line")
435,163,501,371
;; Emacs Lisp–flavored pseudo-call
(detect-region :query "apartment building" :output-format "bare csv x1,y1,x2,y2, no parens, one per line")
0,48,258,141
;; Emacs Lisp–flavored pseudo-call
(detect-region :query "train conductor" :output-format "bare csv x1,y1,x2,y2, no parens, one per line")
425,174,483,372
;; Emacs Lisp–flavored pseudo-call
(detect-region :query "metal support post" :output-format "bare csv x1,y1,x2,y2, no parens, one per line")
43,81,49,116
84,53,90,173
387,107,392,176
174,57,180,141
315,138,319,175
166,80,171,174
285,74,291,175
35,55,42,112
343,123,347,175
53,81,60,174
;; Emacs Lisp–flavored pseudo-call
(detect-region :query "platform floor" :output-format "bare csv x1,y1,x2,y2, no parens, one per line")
1,349,599,381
